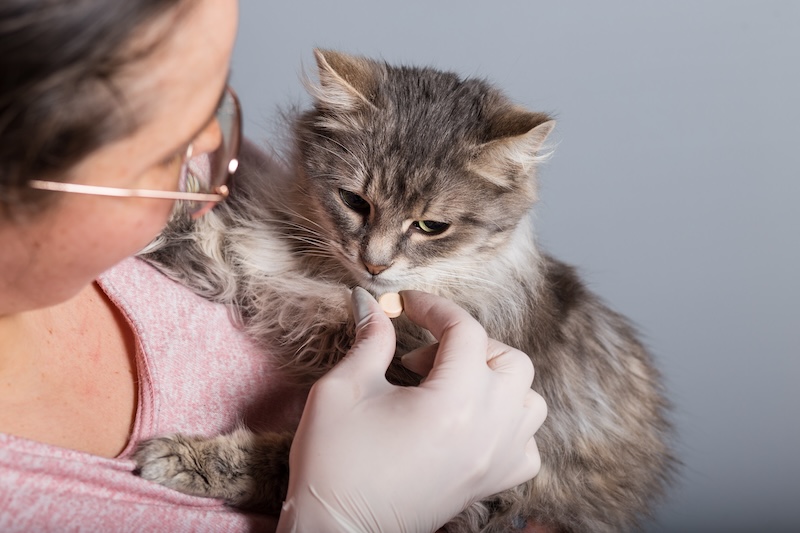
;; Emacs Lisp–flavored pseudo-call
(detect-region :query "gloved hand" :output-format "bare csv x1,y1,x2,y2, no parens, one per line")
277,288,547,533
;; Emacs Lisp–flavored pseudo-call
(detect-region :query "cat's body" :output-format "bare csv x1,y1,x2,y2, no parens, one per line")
136,50,675,532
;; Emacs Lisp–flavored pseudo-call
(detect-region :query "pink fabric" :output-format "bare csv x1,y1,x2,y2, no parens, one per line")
0,257,309,532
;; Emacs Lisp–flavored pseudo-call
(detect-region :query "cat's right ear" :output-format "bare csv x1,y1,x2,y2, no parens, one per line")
310,49,381,112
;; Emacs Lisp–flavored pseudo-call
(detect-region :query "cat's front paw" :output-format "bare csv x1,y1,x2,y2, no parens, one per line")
134,434,221,498
133,429,291,513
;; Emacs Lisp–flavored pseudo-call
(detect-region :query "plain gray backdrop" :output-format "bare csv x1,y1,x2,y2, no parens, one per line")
230,1,799,531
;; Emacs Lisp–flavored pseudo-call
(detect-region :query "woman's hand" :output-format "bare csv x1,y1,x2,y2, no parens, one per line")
277,288,547,533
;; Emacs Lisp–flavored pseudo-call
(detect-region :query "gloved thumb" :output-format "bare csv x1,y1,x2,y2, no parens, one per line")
327,287,397,386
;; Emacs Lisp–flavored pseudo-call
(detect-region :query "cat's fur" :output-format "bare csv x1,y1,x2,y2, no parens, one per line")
135,50,675,533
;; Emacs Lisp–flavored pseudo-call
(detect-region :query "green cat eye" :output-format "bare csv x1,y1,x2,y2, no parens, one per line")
339,189,370,214
414,220,450,235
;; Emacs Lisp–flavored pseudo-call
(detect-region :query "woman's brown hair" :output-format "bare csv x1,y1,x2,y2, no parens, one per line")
0,0,186,214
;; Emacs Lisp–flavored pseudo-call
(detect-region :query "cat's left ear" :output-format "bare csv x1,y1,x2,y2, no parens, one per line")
470,115,555,189
310,49,381,112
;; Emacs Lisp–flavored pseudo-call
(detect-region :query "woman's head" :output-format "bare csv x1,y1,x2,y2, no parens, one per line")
1,0,187,212
0,0,238,313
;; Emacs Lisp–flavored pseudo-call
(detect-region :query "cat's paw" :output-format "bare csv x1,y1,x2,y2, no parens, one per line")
133,434,227,499
134,429,293,513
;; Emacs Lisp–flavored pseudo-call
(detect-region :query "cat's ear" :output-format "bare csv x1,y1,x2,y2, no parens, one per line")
470,114,555,189
311,49,381,112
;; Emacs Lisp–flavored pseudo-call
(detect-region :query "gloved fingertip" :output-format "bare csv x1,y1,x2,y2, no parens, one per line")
350,286,375,326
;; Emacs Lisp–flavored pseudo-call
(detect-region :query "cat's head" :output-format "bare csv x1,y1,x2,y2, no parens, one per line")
291,49,554,292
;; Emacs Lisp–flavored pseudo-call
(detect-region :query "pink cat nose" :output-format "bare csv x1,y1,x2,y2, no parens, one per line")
364,261,391,276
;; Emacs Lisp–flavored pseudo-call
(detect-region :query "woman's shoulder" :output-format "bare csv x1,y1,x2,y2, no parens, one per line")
98,257,308,442
98,256,235,336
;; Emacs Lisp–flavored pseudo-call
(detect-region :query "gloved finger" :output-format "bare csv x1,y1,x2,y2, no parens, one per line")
523,437,542,480
327,287,396,387
399,290,488,368
485,340,535,389
523,389,548,430
399,343,440,377
499,433,542,491
503,398,546,486
517,391,547,478
501,391,546,487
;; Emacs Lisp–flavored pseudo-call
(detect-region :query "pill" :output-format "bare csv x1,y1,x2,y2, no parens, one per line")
378,292,404,318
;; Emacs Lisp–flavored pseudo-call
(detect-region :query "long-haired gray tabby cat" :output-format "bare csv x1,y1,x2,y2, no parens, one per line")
135,50,676,533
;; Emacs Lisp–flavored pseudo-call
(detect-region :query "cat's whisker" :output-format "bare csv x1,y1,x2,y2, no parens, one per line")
282,232,328,245
275,206,332,237
284,238,331,252
423,264,515,294
266,216,335,246
285,244,337,258
275,224,336,249
252,206,320,229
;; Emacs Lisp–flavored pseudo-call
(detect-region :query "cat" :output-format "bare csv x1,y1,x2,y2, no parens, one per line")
134,49,676,533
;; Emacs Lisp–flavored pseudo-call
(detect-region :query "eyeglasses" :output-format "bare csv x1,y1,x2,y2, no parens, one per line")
28,85,242,219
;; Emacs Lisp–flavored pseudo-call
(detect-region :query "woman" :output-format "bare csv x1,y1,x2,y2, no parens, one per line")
0,1,547,531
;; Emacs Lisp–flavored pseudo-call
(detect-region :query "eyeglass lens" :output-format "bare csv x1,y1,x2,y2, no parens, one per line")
180,87,241,216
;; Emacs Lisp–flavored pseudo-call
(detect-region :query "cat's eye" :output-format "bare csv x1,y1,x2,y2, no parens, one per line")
339,189,371,215
413,220,450,235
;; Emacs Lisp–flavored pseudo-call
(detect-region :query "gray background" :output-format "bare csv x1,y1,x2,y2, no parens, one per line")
230,1,799,531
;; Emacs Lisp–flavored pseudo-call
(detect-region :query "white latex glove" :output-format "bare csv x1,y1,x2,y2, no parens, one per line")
277,288,547,533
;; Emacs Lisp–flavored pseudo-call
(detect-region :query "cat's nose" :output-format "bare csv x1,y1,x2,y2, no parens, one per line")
364,261,391,276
